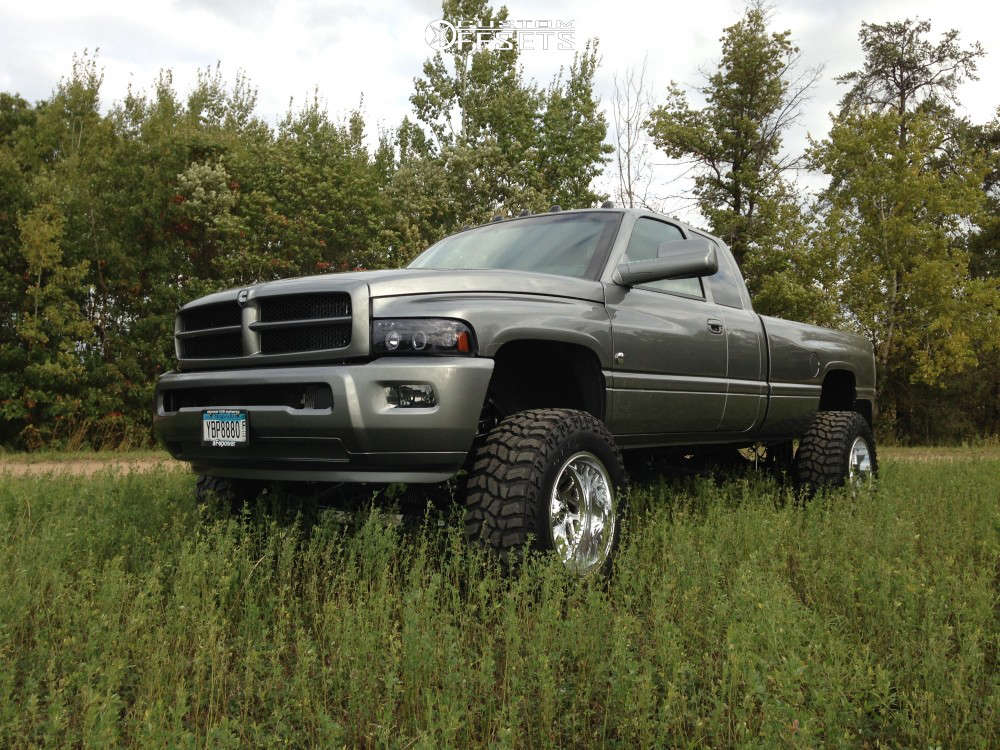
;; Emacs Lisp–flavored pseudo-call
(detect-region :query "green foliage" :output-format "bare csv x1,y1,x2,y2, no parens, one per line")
810,19,999,439
537,41,614,210
739,192,842,326
9,202,93,448
969,110,1000,280
408,0,610,225
836,18,983,120
810,110,990,378
645,2,814,277
1,8,998,447
0,29,613,449
0,93,35,144
0,456,997,746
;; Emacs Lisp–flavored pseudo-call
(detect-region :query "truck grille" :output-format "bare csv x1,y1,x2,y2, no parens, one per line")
260,326,352,354
177,302,243,359
259,293,351,322
179,302,241,331
176,291,354,362
181,333,243,358
253,292,352,355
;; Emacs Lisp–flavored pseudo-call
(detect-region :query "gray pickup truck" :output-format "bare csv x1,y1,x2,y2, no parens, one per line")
155,208,877,573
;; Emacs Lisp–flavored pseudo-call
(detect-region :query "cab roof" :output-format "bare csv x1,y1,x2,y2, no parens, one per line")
462,206,726,247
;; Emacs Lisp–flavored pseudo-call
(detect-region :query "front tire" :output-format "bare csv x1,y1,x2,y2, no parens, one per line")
464,409,625,575
795,411,877,492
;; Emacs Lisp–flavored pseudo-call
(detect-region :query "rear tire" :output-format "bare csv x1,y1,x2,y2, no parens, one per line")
795,411,877,493
464,408,625,575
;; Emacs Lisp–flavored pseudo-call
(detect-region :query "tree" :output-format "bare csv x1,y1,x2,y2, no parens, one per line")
810,19,997,439
811,111,988,375
739,192,841,326
536,41,613,210
645,1,820,271
0,93,35,145
384,118,464,261
410,0,541,218
262,99,391,275
961,111,1000,437
968,109,1000,280
611,57,656,209
836,18,983,147
408,0,609,223
9,201,93,448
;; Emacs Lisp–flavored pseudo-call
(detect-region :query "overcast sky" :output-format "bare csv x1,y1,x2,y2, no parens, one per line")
2,0,998,221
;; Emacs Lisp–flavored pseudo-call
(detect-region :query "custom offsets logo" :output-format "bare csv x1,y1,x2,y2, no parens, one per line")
425,18,575,52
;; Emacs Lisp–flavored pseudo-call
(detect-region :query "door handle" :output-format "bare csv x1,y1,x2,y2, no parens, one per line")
707,318,724,334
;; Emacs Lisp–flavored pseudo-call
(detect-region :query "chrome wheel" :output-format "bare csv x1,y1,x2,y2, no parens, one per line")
848,436,873,482
548,451,616,574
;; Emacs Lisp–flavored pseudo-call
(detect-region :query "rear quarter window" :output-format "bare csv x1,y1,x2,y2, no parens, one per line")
704,243,745,308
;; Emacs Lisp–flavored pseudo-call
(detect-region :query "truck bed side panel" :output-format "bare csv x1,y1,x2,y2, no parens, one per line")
757,315,876,437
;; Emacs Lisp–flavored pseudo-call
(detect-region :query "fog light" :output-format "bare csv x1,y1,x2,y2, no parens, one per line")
385,383,437,408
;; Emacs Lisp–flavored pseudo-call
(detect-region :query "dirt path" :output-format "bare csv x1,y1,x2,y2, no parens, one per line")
879,446,1000,462
1,445,994,478
0,457,185,477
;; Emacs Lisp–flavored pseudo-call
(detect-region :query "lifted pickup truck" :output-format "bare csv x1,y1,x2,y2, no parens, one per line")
155,208,877,573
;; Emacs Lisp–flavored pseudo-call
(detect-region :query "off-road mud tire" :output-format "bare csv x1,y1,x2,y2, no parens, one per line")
795,411,877,492
464,408,625,573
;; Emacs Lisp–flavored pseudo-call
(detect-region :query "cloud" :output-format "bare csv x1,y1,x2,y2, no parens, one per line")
171,0,278,25
1,0,996,220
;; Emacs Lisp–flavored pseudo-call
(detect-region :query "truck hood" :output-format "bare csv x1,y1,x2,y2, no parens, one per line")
184,268,606,309
364,268,605,303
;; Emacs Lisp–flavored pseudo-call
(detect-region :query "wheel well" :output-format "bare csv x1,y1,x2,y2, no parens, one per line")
485,340,605,421
819,370,855,411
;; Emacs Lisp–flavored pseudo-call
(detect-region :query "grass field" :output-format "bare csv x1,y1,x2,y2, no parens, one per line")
1,452,997,747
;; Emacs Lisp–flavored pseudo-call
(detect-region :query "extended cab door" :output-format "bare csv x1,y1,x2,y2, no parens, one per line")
699,238,767,432
605,217,727,435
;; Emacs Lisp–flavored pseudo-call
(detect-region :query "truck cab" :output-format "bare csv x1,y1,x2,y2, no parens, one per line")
155,207,878,574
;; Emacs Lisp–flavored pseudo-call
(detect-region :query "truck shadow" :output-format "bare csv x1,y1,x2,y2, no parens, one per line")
201,451,798,544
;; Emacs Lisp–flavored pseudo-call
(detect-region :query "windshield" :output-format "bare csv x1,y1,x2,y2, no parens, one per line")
408,212,622,279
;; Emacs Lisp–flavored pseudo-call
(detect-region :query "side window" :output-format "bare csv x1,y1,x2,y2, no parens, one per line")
704,243,745,308
623,218,704,298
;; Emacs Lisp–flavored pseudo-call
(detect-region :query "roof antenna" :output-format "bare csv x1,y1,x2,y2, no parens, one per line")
549,204,562,212
601,200,615,208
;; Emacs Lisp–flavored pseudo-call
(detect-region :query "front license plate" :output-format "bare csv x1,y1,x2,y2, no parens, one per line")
202,409,249,447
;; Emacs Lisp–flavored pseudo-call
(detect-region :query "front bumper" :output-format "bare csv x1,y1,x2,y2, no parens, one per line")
153,357,494,482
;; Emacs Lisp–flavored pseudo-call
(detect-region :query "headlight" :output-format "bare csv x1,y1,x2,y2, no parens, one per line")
372,318,476,356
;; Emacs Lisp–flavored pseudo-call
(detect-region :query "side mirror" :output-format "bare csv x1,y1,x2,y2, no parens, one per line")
614,239,718,286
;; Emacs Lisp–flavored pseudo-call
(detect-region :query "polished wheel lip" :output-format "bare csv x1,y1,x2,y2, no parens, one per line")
847,436,873,482
548,451,616,574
